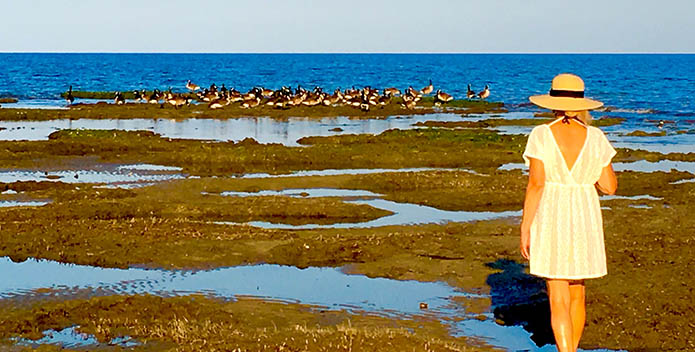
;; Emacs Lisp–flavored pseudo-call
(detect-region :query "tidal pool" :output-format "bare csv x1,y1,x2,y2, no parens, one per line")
216,188,520,229
0,257,620,352
0,200,49,207
0,164,185,188
0,113,466,146
12,326,138,349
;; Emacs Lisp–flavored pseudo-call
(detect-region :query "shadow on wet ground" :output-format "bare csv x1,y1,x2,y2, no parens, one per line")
485,259,554,348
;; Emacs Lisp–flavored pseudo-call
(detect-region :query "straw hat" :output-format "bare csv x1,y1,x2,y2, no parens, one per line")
529,73,603,111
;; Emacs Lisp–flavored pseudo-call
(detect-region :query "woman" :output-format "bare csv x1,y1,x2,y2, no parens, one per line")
521,73,618,352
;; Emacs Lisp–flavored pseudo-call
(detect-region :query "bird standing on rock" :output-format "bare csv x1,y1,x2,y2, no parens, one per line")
65,86,74,105
114,92,125,105
435,89,453,104
420,80,434,95
466,84,476,99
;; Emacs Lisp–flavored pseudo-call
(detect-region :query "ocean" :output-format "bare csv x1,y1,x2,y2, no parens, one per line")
1,53,694,152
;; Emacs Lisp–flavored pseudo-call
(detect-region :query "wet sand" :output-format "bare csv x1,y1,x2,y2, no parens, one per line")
0,106,694,350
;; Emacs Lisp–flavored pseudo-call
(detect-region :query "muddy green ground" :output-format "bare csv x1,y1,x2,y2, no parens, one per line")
1,115,694,350
0,294,496,351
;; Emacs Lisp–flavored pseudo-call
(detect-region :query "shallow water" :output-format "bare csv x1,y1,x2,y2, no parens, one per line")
0,257,457,315
0,257,620,351
493,114,695,154
0,200,49,207
217,188,520,229
499,160,695,174
0,164,185,187
0,113,465,146
600,195,662,201
611,160,695,174
12,326,137,349
3,109,694,153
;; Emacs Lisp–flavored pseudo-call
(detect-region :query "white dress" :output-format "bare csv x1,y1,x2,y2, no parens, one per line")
523,119,616,279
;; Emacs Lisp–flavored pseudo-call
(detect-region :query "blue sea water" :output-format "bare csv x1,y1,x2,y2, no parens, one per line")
1,53,694,119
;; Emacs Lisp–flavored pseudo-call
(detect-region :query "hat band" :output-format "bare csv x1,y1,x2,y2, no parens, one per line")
549,89,585,98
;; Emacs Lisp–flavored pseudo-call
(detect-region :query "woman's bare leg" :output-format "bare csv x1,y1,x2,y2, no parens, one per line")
569,280,586,351
547,279,574,352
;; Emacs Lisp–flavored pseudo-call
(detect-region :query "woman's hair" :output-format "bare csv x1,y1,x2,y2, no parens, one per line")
554,110,593,125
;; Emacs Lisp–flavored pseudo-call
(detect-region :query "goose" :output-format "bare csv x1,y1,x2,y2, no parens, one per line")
289,94,305,107
435,89,454,104
478,85,490,100
114,92,125,105
186,80,200,91
208,97,227,109
220,84,228,93
301,93,322,107
133,90,145,103
322,90,343,106
383,87,401,97
404,89,421,103
241,97,261,109
401,98,417,110
346,95,362,108
274,96,291,109
420,80,434,95
407,86,422,99
261,88,274,98
466,84,476,99
202,90,220,102
166,94,190,109
377,95,392,107
343,87,360,100
227,89,243,103
66,86,74,105
147,89,161,104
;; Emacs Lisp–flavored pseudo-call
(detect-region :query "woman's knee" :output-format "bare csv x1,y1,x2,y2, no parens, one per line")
547,280,571,308
569,281,586,304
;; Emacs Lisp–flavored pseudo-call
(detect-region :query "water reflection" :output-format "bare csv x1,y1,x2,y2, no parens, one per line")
216,188,520,229
0,113,465,146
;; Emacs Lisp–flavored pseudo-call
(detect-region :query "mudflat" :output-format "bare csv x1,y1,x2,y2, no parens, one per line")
0,107,694,350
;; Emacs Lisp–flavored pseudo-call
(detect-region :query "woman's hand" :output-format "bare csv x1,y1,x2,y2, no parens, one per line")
520,226,531,260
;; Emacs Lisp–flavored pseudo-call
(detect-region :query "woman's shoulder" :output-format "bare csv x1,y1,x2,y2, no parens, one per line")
587,125,608,138
530,124,550,135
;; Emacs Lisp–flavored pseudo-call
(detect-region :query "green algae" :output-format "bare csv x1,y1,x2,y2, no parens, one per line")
0,128,527,175
624,129,668,137
0,98,18,104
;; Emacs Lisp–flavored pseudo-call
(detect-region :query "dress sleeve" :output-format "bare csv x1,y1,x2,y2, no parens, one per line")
523,126,544,167
597,128,617,167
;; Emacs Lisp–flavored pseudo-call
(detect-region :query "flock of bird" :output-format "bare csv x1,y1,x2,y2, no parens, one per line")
65,81,491,111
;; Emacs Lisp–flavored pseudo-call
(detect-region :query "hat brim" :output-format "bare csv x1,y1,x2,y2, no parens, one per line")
529,95,603,111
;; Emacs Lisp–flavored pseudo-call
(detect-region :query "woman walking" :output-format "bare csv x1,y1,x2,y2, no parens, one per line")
521,73,618,352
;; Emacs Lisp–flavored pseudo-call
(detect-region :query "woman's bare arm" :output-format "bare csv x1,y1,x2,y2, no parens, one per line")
520,157,545,259
595,164,618,195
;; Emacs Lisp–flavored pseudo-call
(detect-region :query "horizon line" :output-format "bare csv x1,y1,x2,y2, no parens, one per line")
1,51,694,55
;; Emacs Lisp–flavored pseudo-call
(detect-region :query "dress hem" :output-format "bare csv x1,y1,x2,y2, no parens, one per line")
529,272,607,280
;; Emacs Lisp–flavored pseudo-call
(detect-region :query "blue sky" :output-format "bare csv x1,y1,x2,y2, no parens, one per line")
2,0,694,53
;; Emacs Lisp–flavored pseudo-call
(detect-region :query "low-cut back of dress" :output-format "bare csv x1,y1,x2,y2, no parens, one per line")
523,119,617,279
